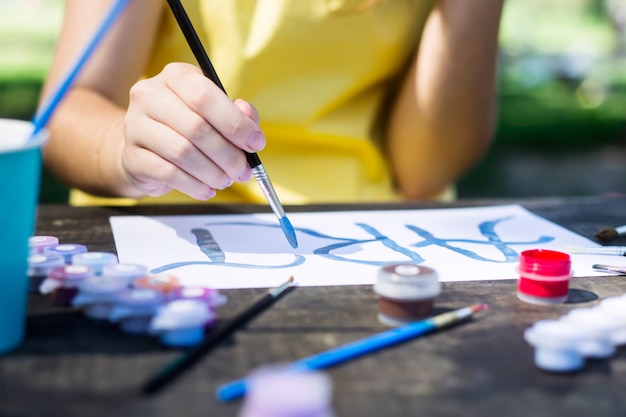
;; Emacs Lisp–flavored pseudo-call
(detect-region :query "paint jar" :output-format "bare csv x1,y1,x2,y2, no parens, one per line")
595,296,626,345
516,249,572,305
560,308,618,359
239,365,335,417
44,243,88,264
72,274,130,320
167,286,227,328
373,263,441,327
133,274,181,295
72,251,118,275
39,264,95,306
108,288,164,334
28,235,59,255
101,263,148,283
150,299,215,347
523,319,587,373
27,253,65,293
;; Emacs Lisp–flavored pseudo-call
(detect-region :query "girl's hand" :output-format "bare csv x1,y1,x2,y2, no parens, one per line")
122,62,265,200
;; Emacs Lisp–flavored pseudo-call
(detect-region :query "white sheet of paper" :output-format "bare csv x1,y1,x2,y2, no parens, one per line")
110,204,615,289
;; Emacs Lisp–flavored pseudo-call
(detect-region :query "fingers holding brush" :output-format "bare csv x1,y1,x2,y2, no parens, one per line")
122,62,266,199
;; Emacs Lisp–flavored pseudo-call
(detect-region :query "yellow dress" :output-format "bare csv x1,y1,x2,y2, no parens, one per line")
71,0,453,206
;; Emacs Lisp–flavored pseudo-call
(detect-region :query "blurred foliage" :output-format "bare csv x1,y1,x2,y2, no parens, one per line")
458,0,626,198
495,0,626,148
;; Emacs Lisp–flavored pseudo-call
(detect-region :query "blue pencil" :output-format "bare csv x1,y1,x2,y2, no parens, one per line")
215,303,488,402
31,0,130,138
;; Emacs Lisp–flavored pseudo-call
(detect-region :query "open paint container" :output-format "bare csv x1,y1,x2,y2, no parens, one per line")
516,249,572,305
373,263,441,327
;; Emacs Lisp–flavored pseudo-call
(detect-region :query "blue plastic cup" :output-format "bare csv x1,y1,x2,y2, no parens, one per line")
0,119,47,354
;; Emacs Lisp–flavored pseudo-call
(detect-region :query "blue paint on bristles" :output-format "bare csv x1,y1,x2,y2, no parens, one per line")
280,216,298,249
30,0,130,139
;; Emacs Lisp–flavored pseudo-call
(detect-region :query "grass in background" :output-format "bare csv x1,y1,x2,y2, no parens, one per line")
458,0,626,198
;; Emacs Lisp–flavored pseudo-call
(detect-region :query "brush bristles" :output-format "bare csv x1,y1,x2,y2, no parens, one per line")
594,227,618,243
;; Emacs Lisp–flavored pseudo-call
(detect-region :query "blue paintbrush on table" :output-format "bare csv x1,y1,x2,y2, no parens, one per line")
216,303,489,402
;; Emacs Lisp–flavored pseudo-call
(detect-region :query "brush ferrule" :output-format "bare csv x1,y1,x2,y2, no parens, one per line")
251,164,286,219
430,307,473,327
269,278,293,297
592,264,626,275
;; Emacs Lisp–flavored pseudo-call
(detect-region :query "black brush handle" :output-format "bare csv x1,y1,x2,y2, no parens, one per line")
166,0,261,169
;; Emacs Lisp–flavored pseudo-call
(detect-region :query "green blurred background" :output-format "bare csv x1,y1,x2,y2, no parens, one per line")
1,0,625,203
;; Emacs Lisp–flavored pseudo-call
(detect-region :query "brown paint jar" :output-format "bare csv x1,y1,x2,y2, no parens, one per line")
373,263,441,327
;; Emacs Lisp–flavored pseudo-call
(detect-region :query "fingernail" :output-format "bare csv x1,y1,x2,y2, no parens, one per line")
246,131,265,151
238,167,253,182
200,188,216,200
222,179,234,189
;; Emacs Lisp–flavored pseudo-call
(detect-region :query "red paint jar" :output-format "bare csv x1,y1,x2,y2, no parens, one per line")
517,249,572,305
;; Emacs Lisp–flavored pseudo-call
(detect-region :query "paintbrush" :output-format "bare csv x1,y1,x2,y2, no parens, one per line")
564,244,626,256
141,276,296,395
165,0,297,249
216,303,489,402
592,264,626,275
31,0,130,139
594,225,626,243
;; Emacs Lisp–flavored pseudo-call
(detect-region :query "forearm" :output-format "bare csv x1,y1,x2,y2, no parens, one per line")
387,0,503,200
42,88,144,198
40,0,165,199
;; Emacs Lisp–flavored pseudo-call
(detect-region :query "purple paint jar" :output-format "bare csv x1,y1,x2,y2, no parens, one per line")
27,253,65,293
168,286,227,306
73,274,130,320
101,263,148,283
239,366,335,417
28,235,59,255
167,286,227,329
108,288,164,334
40,264,95,306
44,243,88,264
72,251,118,275
150,300,215,347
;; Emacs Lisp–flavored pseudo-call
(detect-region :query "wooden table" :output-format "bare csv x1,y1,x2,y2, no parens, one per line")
2,196,626,417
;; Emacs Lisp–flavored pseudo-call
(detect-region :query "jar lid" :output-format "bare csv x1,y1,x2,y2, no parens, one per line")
598,296,626,321
28,235,59,254
72,252,118,272
167,286,227,307
44,244,88,263
151,300,215,330
519,249,571,276
133,274,181,293
373,263,441,300
102,263,148,281
48,264,94,281
241,366,333,417
115,288,164,307
27,254,65,275
79,274,129,294
524,319,587,349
